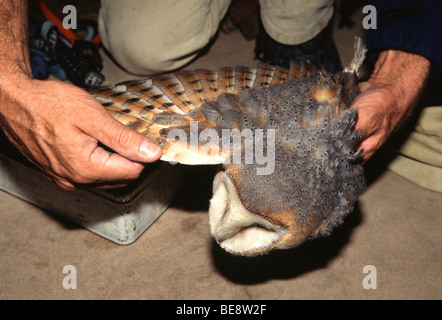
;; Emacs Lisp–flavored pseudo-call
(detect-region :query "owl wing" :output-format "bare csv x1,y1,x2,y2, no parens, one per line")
88,62,314,165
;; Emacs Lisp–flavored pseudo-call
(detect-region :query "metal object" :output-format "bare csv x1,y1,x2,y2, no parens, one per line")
0,144,184,245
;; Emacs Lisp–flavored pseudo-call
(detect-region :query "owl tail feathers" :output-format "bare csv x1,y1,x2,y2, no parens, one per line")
344,37,367,76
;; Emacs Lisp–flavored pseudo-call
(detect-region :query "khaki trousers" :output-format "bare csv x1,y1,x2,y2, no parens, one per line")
98,0,333,75
387,106,442,193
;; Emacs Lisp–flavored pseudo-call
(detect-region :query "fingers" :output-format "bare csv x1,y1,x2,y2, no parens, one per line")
56,118,158,188
42,79,163,164
47,139,148,190
69,110,163,188
55,87,162,187
85,110,162,164
351,82,397,163
356,138,379,164
87,142,146,181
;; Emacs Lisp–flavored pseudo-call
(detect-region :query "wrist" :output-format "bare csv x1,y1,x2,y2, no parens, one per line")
0,55,33,105
0,68,32,88
0,69,35,120
366,50,431,121
368,50,431,99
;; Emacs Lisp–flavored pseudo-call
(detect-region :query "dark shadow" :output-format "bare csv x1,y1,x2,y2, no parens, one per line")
211,202,363,284
336,0,365,29
169,165,218,213
41,208,84,230
362,146,396,187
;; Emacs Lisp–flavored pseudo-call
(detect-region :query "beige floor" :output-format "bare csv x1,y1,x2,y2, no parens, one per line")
1,4,441,300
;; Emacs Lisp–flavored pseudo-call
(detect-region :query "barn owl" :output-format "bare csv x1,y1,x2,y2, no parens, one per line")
88,39,367,256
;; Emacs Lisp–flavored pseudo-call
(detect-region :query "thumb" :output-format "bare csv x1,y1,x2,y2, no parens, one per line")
90,114,162,163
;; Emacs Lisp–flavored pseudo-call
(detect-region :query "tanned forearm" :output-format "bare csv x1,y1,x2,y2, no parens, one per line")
365,50,431,132
0,0,36,163
0,0,32,79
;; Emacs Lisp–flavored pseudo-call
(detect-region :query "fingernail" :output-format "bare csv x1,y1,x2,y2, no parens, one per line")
140,140,161,159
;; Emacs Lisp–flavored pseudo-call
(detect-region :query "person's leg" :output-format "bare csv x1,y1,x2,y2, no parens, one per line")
99,0,232,75
387,105,442,192
256,0,341,72
260,0,334,45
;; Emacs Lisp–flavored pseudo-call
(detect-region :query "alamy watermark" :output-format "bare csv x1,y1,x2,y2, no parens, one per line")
362,265,377,289
62,5,77,30
362,5,377,30
62,265,77,290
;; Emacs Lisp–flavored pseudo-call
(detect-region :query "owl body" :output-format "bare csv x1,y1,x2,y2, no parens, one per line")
88,39,367,256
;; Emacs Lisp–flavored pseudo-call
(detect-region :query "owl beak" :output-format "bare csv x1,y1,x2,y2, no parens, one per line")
208,170,291,256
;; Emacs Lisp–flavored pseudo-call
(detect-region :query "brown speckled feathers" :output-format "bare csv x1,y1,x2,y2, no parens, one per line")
88,62,356,164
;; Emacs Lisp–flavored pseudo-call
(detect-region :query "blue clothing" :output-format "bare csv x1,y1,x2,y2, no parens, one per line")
366,0,442,78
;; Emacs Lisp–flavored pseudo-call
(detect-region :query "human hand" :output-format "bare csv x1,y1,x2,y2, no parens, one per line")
351,50,431,163
0,75,161,190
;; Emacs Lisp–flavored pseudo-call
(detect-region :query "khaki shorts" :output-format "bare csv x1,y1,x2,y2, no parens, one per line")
98,0,333,75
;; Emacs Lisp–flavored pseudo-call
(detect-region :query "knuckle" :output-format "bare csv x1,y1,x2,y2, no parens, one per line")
114,127,134,150
60,158,94,186
71,162,97,185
